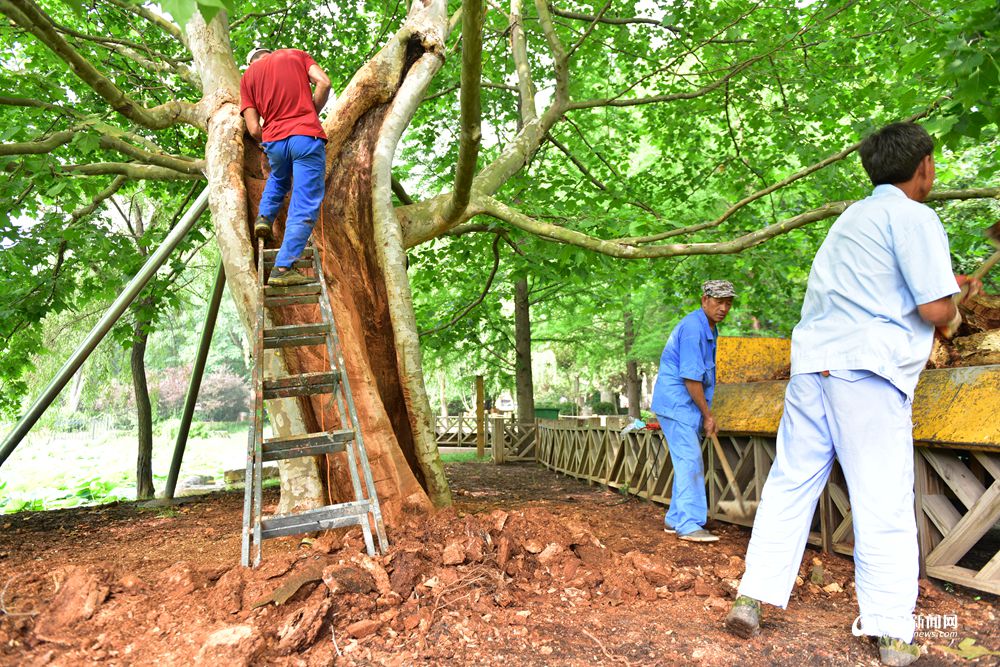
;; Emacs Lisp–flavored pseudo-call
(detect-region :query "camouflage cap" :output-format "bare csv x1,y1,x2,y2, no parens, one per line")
702,280,736,299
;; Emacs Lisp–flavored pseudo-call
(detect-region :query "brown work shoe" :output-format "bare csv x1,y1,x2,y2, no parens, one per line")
878,636,920,666
254,215,273,239
725,595,761,638
267,268,312,287
678,528,719,543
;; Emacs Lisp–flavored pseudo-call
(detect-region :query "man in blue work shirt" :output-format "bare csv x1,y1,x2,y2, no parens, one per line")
725,123,979,666
651,279,735,543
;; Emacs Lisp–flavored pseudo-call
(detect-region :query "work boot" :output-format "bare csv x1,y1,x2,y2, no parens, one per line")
678,528,719,542
267,268,312,287
254,215,273,239
878,636,920,666
725,595,761,638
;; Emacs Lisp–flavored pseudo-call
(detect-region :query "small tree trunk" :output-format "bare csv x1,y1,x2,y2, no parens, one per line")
624,311,641,419
131,315,154,500
514,278,535,424
65,364,87,416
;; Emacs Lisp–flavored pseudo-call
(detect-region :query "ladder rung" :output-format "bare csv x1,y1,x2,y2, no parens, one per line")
264,258,312,270
264,293,321,307
262,429,354,462
263,371,340,399
263,247,314,261
263,323,330,349
264,283,320,298
260,500,371,540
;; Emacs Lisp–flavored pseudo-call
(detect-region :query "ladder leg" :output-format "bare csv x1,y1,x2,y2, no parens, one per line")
253,451,263,567
241,435,254,567
360,516,375,556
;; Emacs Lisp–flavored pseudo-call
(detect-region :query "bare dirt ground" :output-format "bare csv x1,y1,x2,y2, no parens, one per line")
1,461,996,666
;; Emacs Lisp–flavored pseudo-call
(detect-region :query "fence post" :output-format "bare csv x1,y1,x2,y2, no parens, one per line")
491,416,506,464
476,376,485,458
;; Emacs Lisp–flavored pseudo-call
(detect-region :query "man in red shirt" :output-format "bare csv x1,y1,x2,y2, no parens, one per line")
240,47,331,286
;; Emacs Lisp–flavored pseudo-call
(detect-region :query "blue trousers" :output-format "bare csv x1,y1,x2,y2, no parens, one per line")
658,415,707,535
738,372,917,642
259,135,326,269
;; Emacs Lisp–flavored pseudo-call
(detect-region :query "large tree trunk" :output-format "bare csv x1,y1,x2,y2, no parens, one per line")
624,311,641,419
514,278,534,424
188,6,450,522
131,314,154,500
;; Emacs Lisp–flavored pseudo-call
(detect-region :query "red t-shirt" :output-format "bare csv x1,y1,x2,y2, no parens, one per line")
240,49,326,143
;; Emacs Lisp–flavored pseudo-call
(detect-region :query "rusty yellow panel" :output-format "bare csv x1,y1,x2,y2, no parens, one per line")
714,363,1000,450
713,381,787,436
911,365,1000,450
717,337,790,384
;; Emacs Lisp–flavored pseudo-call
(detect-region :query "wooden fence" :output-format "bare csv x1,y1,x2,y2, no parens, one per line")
534,421,999,595
434,415,479,447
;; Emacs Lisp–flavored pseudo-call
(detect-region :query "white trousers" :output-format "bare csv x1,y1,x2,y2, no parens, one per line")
738,372,918,642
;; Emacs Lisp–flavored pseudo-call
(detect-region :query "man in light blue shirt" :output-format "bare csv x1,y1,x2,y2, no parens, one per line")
726,123,979,666
651,280,735,543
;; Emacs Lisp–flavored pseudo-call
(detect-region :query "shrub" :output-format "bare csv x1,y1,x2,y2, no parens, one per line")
196,368,249,421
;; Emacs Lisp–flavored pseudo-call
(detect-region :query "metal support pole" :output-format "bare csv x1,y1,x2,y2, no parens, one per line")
164,261,227,499
0,188,210,468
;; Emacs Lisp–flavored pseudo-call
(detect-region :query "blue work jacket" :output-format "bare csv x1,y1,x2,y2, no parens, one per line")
650,308,717,428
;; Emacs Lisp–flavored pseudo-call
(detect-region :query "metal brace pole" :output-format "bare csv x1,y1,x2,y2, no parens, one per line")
164,261,227,499
0,188,210,468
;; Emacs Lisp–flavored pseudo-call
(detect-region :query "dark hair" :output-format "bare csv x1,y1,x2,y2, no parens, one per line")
858,122,934,186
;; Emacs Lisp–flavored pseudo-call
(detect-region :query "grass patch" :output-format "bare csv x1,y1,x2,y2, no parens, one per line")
440,450,488,463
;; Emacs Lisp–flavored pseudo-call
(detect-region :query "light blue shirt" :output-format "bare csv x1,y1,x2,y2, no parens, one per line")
791,184,958,398
651,308,717,428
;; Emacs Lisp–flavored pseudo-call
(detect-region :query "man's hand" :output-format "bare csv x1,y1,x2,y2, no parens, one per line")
937,310,962,340
702,414,719,437
243,107,263,143
956,274,983,304
308,63,331,115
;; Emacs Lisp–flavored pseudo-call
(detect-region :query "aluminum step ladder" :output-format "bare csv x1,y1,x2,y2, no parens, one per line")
242,239,387,567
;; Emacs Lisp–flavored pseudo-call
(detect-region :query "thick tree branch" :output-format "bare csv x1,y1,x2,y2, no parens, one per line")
60,163,203,180
533,0,569,105
478,188,1000,259
1,0,200,129
444,0,485,223
0,127,203,174
509,0,537,123
420,236,501,336
0,130,75,155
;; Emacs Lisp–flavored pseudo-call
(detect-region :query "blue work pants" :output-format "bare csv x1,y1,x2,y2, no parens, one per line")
259,135,326,268
738,372,917,642
658,415,708,535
